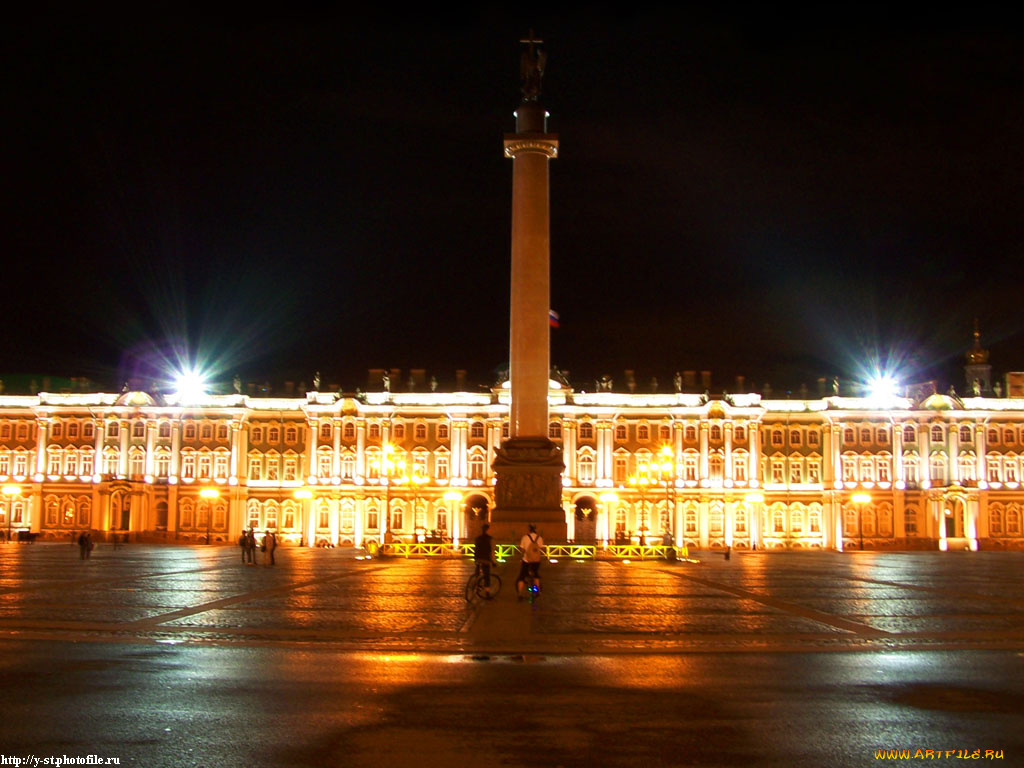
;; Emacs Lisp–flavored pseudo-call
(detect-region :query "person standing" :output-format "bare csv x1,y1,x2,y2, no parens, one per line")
245,528,257,565
266,530,277,566
78,531,88,560
239,530,248,564
515,524,545,600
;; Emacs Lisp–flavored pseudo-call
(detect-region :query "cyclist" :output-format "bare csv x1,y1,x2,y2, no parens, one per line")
516,524,545,600
473,523,496,597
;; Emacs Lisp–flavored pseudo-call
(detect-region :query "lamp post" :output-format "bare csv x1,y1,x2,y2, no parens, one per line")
400,471,428,542
655,444,677,540
2,484,21,543
294,488,313,546
851,492,871,551
444,490,462,547
199,487,219,545
599,491,618,548
745,492,764,550
371,443,406,545
628,467,652,545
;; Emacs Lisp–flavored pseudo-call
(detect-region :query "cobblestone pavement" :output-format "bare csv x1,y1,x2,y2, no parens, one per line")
1,544,1022,653
1,545,1022,767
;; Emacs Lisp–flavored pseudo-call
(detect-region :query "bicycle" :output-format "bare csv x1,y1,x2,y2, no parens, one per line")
516,564,541,603
465,562,502,602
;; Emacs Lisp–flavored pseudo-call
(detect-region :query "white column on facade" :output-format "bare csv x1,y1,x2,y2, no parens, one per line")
893,421,904,483
965,496,979,550
976,424,986,484
749,422,760,485
823,424,833,485
332,418,342,478
454,422,468,480
34,417,48,475
563,422,577,482
724,423,733,483
171,418,181,477
306,417,318,479
329,498,340,547
936,497,947,550
832,425,842,484
356,422,366,479
699,423,709,483
230,421,243,479
920,423,931,487
698,496,710,547
949,422,960,484
597,422,612,483
118,419,129,476
92,417,104,475
565,500,574,540
724,499,734,546
145,420,156,475
354,497,364,547
834,501,844,552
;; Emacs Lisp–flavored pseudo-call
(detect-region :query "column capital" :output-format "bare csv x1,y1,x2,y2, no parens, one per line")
503,135,559,158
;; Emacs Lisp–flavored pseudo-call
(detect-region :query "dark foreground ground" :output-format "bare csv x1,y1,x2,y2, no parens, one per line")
0,544,1021,767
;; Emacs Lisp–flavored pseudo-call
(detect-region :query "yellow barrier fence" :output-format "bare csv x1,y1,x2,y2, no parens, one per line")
376,541,689,560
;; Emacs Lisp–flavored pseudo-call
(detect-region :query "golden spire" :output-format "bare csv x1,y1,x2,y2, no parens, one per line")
966,319,989,365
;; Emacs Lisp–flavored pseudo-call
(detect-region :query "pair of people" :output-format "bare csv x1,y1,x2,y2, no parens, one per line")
472,523,545,599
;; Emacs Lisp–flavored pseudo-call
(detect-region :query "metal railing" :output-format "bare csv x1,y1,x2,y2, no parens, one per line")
376,541,689,560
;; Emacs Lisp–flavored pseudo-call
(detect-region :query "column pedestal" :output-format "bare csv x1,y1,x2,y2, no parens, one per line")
491,437,565,542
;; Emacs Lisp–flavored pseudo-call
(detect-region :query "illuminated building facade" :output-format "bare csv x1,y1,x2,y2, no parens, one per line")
2,378,1024,552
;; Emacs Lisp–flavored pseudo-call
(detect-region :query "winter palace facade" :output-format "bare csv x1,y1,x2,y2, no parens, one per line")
2,378,1024,553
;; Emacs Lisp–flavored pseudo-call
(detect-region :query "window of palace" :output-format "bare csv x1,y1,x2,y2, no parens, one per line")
0,423,9,440
156,452,170,477
437,423,449,440
637,424,650,441
393,422,405,440
808,461,821,484
860,429,871,443
685,509,697,534
103,450,119,475
468,454,486,480
285,426,298,443
250,426,263,443
734,456,747,482
317,502,330,529
158,422,171,438
200,423,212,441
264,505,278,530
181,453,196,479
685,425,697,441
903,425,915,442
616,508,628,533
684,454,698,481
17,423,29,441
988,429,999,444
435,454,449,480
990,506,1002,534
614,456,628,483
735,425,746,442
876,428,887,443
0,453,9,476
282,504,296,530
366,508,378,530
578,454,595,485
343,422,356,440
860,457,874,482
392,508,404,530
659,425,671,441
214,453,229,478
771,460,784,484
51,422,63,439
735,509,747,533
436,509,448,530
367,424,380,440
843,428,854,443
317,422,331,441
470,421,485,439
1006,462,1018,483
130,451,145,477
217,424,229,441
772,430,784,446
342,454,356,479
931,425,943,442
614,424,626,440
710,425,721,441
283,457,298,481
791,511,803,533
502,422,509,438
413,452,428,478
67,422,79,439
549,421,562,439
841,457,856,483
247,502,260,529
414,423,427,441
64,453,78,476
959,426,971,443
790,429,802,446
773,510,785,533
83,422,94,439
197,453,212,479
930,456,946,482
877,459,890,483
789,462,802,484
318,452,332,477
184,423,197,440
1008,508,1020,534
709,454,724,480
579,423,594,440
46,450,61,476
808,430,820,446
1005,429,1016,444
266,457,280,481
904,458,918,484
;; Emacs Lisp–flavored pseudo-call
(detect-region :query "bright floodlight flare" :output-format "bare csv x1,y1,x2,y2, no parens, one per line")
175,369,207,404
867,374,899,402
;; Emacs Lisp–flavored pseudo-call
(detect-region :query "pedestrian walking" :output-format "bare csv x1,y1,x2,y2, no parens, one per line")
85,532,94,559
239,530,247,564
77,531,88,560
263,530,277,565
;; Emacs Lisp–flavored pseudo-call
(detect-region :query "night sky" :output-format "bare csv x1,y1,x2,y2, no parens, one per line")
6,10,1024,395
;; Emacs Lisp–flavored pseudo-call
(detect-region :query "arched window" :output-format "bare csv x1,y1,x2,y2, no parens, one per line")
216,424,228,441
367,423,381,440
343,421,356,440
393,422,405,440
158,421,171,439
577,453,595,485
734,426,746,442
549,422,562,439
685,425,697,442
437,423,449,440
843,428,854,443
285,426,298,443
320,422,332,440
184,423,196,440
108,421,120,438
470,421,485,439
876,428,887,443
615,424,627,440
83,422,94,439
468,452,487,481
200,423,212,441
790,429,802,445
637,425,650,441
0,423,9,440
658,425,671,441
414,423,427,441
579,423,594,440
988,428,999,444
250,426,263,443
903,425,916,442
990,503,1004,535
960,425,972,443
931,425,944,443
51,422,63,439
710,425,722,441
67,421,79,439
1005,428,1016,444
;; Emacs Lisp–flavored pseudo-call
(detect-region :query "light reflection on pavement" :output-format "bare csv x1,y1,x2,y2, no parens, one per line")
0,545,1023,766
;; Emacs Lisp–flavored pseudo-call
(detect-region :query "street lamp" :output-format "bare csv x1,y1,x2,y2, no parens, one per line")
199,487,220,544
851,492,871,551
628,467,651,545
598,491,618,548
370,443,406,545
444,490,462,547
654,444,677,541
399,471,429,541
745,492,764,550
2,484,21,544
294,488,313,546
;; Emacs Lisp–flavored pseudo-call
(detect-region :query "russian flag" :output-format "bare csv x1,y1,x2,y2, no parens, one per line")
549,309,560,328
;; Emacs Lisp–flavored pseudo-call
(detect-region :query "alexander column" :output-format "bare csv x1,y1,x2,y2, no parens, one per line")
491,34,567,542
